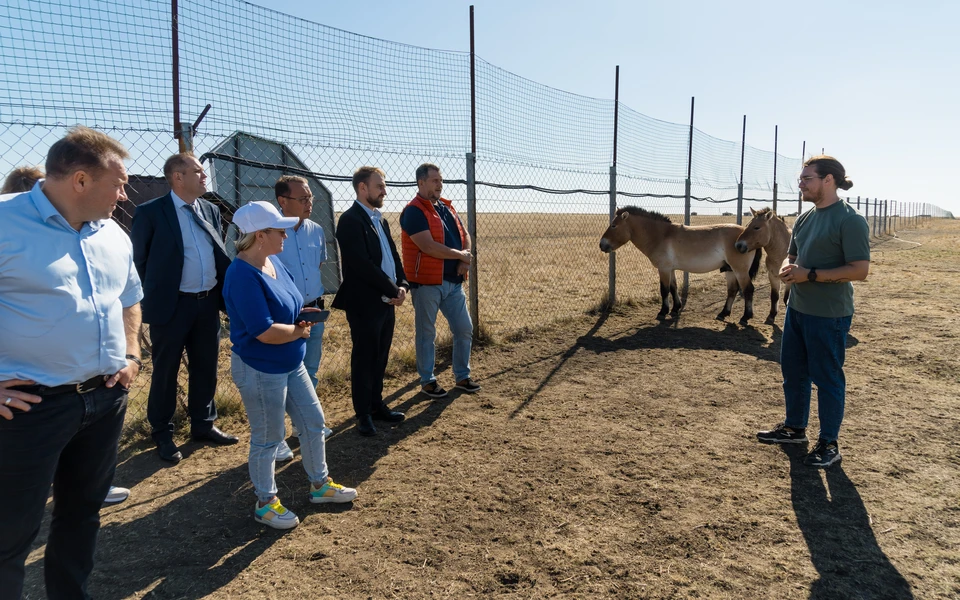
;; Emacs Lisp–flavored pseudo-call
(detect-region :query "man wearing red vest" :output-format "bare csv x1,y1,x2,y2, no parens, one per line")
399,164,481,398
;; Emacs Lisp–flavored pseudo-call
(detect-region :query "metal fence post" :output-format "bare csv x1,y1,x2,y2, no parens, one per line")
608,65,620,306
683,97,694,303
465,152,479,338
737,115,745,225
609,165,616,303
772,125,778,213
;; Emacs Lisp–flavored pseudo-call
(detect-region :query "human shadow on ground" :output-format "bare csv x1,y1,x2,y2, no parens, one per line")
21,459,287,600
779,445,914,599
23,354,459,599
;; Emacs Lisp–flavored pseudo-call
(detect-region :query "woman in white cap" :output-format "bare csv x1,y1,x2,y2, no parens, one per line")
223,201,356,529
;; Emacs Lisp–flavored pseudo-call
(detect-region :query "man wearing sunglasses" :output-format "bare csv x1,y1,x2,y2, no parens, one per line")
757,156,870,468
274,176,333,454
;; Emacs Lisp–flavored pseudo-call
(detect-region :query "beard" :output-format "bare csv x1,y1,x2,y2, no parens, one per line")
802,188,822,203
367,192,384,208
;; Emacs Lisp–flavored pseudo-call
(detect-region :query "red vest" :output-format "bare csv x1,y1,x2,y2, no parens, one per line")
401,194,468,285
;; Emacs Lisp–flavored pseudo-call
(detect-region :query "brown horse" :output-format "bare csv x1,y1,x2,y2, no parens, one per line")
599,206,762,324
735,207,793,324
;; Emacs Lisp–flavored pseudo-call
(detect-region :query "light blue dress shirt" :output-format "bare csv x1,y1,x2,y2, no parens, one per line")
356,201,396,284
171,190,218,293
0,182,144,386
276,218,326,305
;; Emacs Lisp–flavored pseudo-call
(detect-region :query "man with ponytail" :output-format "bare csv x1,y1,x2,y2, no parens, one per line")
757,156,870,468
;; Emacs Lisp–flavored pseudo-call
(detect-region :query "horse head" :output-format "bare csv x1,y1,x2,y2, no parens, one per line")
735,207,776,254
599,209,633,253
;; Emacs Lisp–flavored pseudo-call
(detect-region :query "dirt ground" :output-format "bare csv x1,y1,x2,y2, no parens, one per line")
23,220,959,599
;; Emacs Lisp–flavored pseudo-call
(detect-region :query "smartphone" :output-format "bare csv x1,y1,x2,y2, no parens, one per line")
296,309,329,324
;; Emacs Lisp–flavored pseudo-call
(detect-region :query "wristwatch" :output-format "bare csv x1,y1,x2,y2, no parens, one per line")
807,267,818,282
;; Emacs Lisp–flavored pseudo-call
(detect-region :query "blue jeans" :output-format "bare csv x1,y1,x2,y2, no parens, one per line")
781,307,852,442
303,322,325,389
230,354,328,503
0,383,126,600
411,281,473,385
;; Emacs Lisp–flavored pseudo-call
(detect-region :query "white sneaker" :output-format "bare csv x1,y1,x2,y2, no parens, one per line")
310,478,358,504
104,486,130,505
275,440,294,462
254,498,299,529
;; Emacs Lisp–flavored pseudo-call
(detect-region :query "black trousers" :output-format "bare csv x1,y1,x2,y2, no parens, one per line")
345,305,395,418
0,383,126,600
147,293,220,442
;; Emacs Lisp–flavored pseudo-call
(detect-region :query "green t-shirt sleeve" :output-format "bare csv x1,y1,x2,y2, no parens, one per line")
840,213,871,263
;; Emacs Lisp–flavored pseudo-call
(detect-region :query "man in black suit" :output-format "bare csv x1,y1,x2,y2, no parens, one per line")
131,153,238,463
332,166,409,436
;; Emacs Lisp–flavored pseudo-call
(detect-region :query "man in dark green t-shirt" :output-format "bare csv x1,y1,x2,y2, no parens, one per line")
757,156,871,467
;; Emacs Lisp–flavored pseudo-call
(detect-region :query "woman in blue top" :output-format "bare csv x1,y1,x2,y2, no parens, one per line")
224,201,356,529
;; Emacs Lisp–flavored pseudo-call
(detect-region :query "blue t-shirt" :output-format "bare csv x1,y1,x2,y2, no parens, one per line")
223,255,305,373
399,200,464,286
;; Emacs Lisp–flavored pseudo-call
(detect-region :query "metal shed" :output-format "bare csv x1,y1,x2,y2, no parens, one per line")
202,132,341,294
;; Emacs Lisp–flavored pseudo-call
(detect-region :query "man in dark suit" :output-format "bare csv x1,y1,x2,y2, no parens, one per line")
332,166,409,436
131,153,238,463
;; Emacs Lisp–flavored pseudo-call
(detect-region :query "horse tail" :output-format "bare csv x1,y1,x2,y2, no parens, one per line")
749,247,762,280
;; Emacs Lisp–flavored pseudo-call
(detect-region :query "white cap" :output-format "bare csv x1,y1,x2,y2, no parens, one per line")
232,201,299,234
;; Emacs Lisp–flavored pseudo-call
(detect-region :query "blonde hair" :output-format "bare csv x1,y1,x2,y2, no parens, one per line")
234,231,258,252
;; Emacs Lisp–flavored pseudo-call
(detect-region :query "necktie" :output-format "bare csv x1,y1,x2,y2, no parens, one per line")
182,203,226,252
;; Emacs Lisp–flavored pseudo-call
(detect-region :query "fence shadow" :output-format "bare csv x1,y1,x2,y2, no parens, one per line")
779,445,914,599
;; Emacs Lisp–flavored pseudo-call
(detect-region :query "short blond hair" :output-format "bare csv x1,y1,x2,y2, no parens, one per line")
352,166,385,193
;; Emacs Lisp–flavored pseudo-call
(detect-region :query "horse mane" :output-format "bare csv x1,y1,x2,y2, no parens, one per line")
753,207,787,223
618,206,672,223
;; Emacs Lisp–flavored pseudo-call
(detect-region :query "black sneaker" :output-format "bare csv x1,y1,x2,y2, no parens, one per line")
421,382,449,398
756,422,808,444
804,438,842,467
455,378,482,393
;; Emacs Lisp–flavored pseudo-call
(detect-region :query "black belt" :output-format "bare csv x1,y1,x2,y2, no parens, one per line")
303,298,324,309
179,289,213,299
12,374,109,396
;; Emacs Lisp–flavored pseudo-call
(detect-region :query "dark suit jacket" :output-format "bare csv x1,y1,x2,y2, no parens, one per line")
131,193,231,325
332,202,408,314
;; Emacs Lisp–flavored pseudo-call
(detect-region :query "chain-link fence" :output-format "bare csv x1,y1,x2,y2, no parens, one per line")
1,0,952,435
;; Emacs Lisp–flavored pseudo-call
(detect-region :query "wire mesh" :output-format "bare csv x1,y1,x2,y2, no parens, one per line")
0,0,950,435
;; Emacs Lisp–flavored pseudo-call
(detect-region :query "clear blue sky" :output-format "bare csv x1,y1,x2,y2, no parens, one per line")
248,0,960,214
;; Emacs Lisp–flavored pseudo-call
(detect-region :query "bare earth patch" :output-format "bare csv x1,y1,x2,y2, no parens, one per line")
23,220,959,599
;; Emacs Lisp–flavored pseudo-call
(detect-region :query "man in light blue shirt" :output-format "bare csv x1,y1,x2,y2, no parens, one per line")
0,127,143,599
274,175,333,451
275,176,328,388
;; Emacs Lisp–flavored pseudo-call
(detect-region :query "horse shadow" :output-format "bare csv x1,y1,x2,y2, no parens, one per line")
578,318,782,364
779,445,914,599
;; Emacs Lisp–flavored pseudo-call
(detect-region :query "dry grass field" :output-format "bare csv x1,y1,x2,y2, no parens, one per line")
120,212,769,434
23,215,958,599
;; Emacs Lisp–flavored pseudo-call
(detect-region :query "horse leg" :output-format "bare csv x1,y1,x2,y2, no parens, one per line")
657,271,671,319
717,271,737,320
737,269,756,325
669,271,682,316
765,269,780,325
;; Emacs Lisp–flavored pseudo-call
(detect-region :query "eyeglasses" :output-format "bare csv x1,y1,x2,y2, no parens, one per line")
797,175,824,185
280,195,313,203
